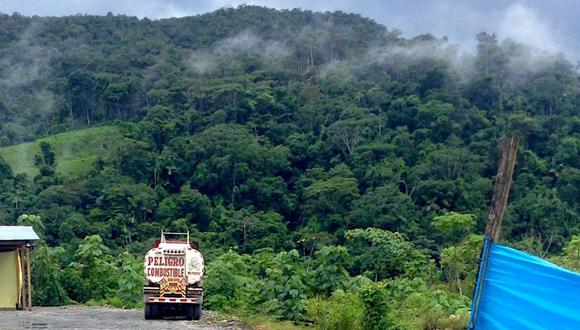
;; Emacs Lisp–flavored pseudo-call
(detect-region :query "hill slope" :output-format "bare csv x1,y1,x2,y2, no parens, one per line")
0,126,125,178
0,6,577,329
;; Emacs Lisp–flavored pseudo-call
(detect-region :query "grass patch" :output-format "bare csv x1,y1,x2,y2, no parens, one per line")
0,126,127,179
240,315,309,330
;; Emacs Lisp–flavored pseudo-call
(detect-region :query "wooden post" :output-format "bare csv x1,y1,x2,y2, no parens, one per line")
15,248,21,309
20,247,27,310
485,135,520,242
26,246,32,311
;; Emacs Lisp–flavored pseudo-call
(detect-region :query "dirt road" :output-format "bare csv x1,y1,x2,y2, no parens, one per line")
0,306,247,330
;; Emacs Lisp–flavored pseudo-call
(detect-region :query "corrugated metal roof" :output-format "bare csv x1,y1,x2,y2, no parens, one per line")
0,226,39,241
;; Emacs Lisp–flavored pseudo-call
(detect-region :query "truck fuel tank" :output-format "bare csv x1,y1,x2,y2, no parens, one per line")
144,242,204,285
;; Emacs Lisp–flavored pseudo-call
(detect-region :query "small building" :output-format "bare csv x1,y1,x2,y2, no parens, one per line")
0,226,39,310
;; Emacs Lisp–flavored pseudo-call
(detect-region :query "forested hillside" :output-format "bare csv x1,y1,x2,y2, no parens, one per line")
0,6,578,329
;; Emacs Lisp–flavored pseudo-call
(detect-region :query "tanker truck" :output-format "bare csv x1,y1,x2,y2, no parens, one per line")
143,231,204,320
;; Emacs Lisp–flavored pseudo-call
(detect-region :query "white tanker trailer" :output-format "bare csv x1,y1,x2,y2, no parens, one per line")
143,231,204,320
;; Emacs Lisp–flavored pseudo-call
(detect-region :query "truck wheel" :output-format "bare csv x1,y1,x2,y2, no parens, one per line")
145,303,160,320
192,304,202,320
152,303,161,319
185,304,194,320
185,304,202,320
144,303,153,320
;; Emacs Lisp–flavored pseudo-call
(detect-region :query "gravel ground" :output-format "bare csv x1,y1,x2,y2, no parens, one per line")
0,306,248,330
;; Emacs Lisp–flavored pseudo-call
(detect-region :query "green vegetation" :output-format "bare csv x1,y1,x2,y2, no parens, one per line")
0,126,126,178
0,6,578,329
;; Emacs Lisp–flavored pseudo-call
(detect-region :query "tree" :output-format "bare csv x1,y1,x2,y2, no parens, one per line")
345,228,430,281
327,119,367,158
358,282,389,330
302,174,359,232
186,124,290,206
69,235,117,302
210,207,290,252
139,105,176,151
115,141,154,183
349,184,419,233
67,69,106,125
156,185,211,230
116,251,144,307
475,32,506,78
432,212,475,244
31,245,71,305
551,235,580,272
39,142,56,167
313,246,351,296
440,235,483,296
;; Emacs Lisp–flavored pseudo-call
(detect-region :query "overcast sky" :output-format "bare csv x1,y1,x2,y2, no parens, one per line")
1,0,578,60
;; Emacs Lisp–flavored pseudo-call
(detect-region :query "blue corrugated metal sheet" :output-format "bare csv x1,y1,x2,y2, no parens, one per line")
469,236,580,329
0,226,39,241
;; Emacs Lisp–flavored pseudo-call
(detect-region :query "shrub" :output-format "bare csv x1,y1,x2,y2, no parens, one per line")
357,282,389,330
307,290,363,330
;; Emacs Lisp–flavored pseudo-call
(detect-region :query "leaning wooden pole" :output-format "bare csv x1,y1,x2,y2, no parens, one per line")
470,135,520,328
485,135,520,242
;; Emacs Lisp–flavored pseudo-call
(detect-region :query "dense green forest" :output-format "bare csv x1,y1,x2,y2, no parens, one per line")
0,5,578,329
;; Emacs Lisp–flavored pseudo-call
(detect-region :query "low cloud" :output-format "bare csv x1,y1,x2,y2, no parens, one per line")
0,22,59,141
188,30,291,75
499,3,561,55
0,23,56,87
212,30,287,56
2,1,578,60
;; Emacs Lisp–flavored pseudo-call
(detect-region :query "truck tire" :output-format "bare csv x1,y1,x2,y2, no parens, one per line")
152,303,161,319
192,304,202,320
185,304,202,320
145,303,160,320
144,303,153,320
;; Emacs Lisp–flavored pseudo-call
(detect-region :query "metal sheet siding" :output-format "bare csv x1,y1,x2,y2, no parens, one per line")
0,226,40,241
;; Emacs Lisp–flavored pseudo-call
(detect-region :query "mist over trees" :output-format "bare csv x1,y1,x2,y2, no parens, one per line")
0,5,578,329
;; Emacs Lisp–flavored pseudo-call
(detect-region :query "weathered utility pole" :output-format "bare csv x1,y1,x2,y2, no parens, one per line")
485,135,520,242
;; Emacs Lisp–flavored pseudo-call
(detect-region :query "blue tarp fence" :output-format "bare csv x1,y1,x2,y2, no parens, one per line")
468,236,580,329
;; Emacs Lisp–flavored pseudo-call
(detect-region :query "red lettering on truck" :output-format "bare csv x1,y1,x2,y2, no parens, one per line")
146,266,185,278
